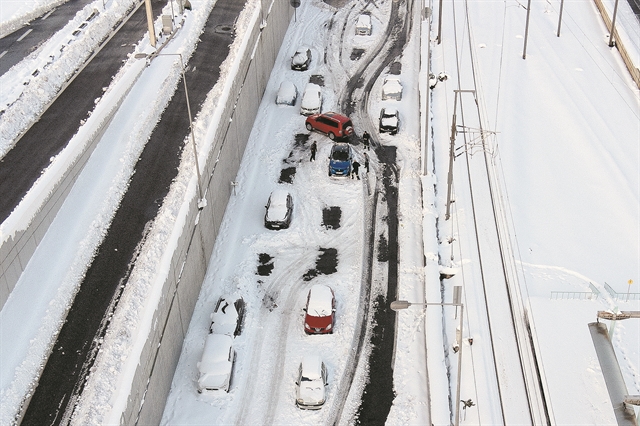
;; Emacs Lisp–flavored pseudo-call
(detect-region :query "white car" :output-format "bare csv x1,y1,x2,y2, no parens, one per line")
276,81,298,105
209,297,245,336
197,334,234,393
379,107,399,134
291,47,312,71
300,83,322,116
355,14,372,35
295,355,328,409
381,76,403,100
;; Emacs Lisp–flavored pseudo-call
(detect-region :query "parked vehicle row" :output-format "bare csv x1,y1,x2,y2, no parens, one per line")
197,297,245,393
380,75,403,135
267,39,364,411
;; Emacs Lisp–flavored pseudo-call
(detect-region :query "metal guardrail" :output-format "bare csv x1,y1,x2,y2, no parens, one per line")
604,282,640,301
551,291,599,300
551,282,639,301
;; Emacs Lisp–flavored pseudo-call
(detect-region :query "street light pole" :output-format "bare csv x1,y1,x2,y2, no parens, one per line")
134,52,204,204
608,0,620,47
391,287,465,426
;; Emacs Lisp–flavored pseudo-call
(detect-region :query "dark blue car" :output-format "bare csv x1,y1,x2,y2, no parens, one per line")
328,143,353,177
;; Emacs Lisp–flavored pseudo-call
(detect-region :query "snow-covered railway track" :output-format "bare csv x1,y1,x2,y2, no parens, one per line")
447,1,550,420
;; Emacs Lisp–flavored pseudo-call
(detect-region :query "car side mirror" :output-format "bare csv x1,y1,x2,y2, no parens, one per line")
295,381,299,386
332,308,336,312
303,308,307,312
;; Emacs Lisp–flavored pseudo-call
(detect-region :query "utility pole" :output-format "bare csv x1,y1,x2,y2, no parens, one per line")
437,0,443,44
445,90,475,220
556,0,565,37
608,0,620,47
144,0,156,47
522,0,532,59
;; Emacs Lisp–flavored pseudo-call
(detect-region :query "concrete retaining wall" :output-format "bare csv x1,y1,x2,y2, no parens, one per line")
122,1,292,424
0,61,144,310
0,131,105,310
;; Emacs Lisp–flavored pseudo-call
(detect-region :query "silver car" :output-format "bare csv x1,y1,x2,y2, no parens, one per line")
295,355,328,409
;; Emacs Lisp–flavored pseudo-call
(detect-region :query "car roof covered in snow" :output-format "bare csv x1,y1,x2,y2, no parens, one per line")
307,284,334,316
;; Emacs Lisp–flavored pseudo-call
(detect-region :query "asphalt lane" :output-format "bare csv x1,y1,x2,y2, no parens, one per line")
0,0,151,223
625,0,640,16
0,0,95,75
19,0,243,424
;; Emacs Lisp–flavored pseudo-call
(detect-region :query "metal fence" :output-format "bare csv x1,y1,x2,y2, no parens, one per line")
551,291,599,300
550,282,640,301
604,282,640,301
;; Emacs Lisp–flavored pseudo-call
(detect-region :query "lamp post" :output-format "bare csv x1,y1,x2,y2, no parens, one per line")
391,286,464,426
134,52,204,205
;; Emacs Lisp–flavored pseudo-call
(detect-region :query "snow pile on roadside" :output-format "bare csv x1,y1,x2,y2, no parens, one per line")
0,0,138,157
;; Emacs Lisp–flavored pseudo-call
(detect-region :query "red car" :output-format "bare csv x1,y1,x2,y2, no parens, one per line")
305,112,354,140
304,284,336,334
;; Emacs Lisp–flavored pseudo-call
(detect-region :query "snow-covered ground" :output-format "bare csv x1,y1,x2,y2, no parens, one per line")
0,0,639,425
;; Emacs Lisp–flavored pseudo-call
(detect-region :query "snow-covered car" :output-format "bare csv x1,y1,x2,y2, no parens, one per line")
328,143,353,178
303,284,336,334
300,83,322,115
379,107,399,134
295,355,328,409
209,297,245,336
381,76,403,100
305,112,354,140
197,334,235,393
264,189,293,229
291,47,312,71
355,14,372,35
276,81,298,105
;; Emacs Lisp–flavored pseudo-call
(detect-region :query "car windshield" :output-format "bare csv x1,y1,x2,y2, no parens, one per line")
331,146,349,161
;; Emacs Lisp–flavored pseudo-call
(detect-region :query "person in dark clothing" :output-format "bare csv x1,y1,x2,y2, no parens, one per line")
362,131,370,150
310,141,317,161
352,160,361,180
363,152,369,173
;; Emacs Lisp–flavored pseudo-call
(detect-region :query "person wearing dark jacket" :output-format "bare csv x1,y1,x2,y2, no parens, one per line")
310,141,317,161
362,131,370,150
352,160,361,180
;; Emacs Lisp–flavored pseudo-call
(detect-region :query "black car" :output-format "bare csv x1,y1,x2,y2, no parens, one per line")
379,107,399,135
291,48,312,71
264,189,293,229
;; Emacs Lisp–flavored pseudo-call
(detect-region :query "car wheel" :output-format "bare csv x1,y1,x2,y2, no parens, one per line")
306,123,313,131
328,132,335,140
